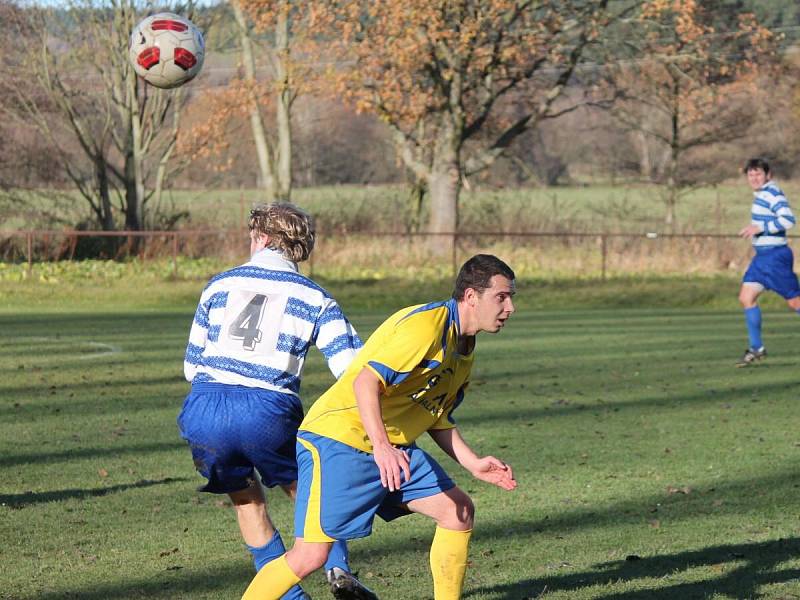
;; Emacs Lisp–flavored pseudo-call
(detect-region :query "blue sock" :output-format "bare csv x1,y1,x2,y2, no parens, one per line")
324,539,351,573
744,306,763,350
796,308,800,316
247,531,307,600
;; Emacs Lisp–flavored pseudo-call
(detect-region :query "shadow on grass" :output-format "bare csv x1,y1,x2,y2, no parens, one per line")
465,537,800,599
356,468,800,570
455,375,796,427
15,561,250,600
0,311,190,332
0,476,189,508
0,440,187,468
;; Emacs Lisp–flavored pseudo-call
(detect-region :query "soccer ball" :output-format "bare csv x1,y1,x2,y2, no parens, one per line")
129,13,205,89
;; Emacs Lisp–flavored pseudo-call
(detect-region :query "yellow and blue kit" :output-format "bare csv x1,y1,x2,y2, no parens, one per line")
301,297,473,449
295,298,473,541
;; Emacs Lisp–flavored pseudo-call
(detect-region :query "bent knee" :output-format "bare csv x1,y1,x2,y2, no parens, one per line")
440,488,475,530
739,285,761,308
286,541,331,578
788,296,800,310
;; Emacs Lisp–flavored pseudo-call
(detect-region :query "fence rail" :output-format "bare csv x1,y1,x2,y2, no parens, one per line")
1,229,790,280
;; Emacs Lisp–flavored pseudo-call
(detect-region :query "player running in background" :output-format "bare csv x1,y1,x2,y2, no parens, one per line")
179,203,378,600
737,157,800,366
241,254,518,600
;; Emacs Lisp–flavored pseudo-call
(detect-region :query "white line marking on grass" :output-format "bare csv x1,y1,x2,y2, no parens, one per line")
78,342,123,360
16,337,123,361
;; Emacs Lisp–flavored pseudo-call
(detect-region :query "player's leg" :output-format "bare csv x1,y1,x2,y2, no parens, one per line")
227,390,312,600
780,247,800,314
406,488,474,600
281,481,373,599
230,482,313,599
294,433,385,600
738,282,766,365
381,446,471,600
242,539,333,600
230,480,275,557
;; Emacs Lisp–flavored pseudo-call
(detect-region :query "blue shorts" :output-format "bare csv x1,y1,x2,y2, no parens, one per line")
177,383,304,493
743,245,800,300
294,431,455,542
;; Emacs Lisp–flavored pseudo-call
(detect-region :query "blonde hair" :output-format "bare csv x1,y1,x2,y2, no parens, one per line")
248,203,316,263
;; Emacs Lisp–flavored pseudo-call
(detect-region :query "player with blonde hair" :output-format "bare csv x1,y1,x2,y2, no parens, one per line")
180,202,377,599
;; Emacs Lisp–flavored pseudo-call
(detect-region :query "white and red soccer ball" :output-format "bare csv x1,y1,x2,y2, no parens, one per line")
129,13,205,89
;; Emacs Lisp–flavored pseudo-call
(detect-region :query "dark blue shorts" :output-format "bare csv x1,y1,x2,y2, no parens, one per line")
177,383,304,494
743,245,800,300
294,431,455,542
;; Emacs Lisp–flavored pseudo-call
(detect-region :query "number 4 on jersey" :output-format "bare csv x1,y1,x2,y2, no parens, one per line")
229,294,267,350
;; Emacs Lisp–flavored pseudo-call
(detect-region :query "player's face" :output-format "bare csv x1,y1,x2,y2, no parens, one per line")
474,275,515,334
746,168,768,191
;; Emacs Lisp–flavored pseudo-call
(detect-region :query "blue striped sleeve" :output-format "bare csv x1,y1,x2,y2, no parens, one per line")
193,303,209,329
185,342,204,365
367,360,414,386
285,297,320,324
319,333,361,360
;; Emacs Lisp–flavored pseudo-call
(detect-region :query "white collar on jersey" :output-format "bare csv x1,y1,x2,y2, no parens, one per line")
249,247,299,272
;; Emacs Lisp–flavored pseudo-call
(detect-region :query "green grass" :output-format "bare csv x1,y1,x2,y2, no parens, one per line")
6,180,800,233
3,273,800,599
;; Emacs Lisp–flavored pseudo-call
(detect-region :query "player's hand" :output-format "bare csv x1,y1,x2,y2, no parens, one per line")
373,442,411,492
471,456,517,491
739,224,762,239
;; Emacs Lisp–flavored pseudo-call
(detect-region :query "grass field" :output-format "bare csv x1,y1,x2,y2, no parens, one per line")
2,271,800,599
6,180,800,234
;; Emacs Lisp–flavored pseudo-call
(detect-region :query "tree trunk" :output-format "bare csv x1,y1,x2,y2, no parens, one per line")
427,156,460,257
664,187,676,227
665,75,680,229
125,76,145,232
232,0,275,197
95,156,114,231
274,3,292,201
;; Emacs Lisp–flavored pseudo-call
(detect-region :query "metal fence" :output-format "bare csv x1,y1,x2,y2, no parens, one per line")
0,229,785,280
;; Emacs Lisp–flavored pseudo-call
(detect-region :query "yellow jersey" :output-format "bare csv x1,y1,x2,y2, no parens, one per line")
300,298,473,452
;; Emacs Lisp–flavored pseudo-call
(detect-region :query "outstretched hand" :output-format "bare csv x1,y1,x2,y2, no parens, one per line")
739,224,762,239
471,456,517,491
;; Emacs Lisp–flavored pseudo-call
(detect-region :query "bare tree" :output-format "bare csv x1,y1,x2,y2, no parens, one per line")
606,1,777,226
308,0,629,252
0,0,197,231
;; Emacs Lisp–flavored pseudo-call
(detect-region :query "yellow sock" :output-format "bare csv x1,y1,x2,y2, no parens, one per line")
241,555,300,600
429,526,472,600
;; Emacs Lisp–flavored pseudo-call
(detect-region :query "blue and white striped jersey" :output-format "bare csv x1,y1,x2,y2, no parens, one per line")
751,180,796,248
184,248,362,395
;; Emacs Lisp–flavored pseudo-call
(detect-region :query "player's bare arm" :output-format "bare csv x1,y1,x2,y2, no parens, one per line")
353,367,411,491
428,428,516,491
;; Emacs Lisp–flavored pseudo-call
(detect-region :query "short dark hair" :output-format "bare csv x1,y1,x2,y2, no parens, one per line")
743,157,771,175
452,254,515,301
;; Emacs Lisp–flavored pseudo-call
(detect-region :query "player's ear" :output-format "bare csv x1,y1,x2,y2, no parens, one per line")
252,233,270,251
464,287,478,306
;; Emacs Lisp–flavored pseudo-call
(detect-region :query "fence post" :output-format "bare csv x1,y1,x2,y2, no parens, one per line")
172,233,179,279
601,234,607,281
27,231,33,278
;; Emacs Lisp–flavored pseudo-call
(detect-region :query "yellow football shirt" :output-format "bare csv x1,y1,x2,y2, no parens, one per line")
300,298,473,452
